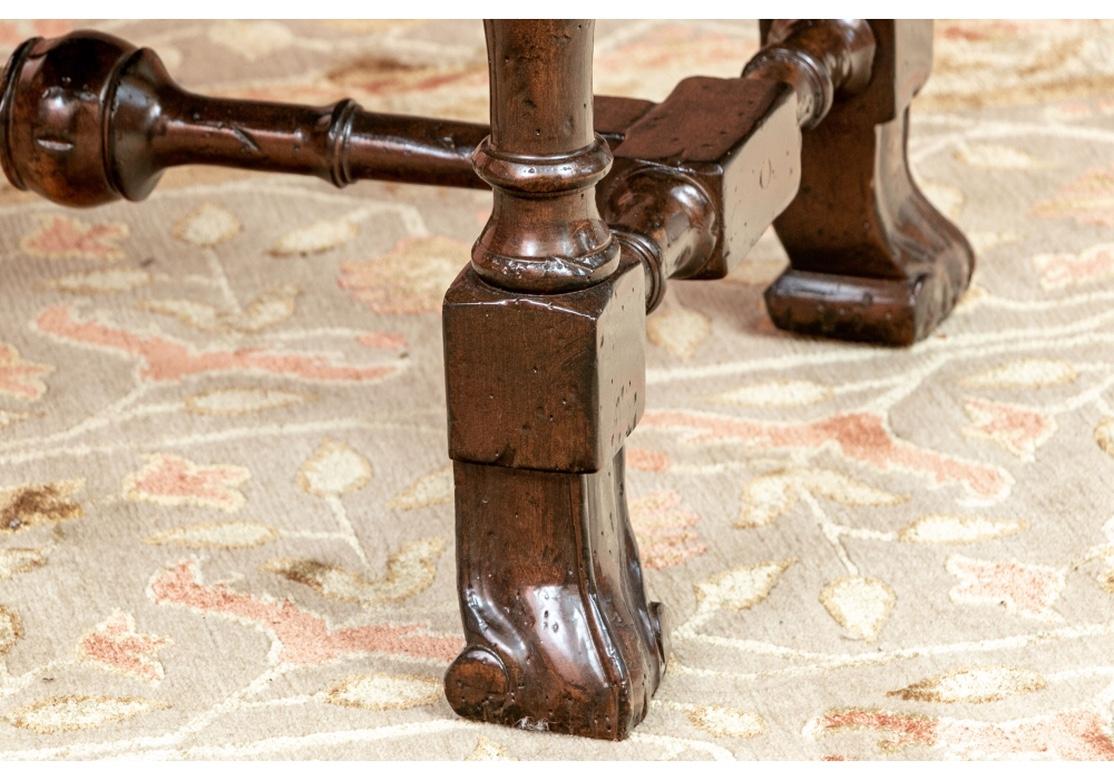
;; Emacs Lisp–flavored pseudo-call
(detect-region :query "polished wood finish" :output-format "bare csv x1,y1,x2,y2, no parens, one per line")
0,30,489,201
0,31,657,203
762,20,976,345
0,20,975,740
469,20,619,292
604,18,875,288
442,20,665,739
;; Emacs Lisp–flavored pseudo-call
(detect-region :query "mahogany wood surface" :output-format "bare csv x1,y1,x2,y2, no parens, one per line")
0,19,975,740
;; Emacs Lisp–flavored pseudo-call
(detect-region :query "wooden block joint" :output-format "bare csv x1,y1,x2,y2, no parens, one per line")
443,258,646,473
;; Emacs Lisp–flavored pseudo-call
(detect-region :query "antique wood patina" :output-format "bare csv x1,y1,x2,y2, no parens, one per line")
443,21,666,739
0,19,973,740
760,20,975,345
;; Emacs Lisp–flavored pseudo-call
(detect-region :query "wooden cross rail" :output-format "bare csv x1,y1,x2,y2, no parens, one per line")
1,21,877,306
1,23,867,202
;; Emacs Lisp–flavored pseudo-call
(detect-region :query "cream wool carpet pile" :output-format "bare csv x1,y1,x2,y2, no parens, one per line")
1,19,1113,760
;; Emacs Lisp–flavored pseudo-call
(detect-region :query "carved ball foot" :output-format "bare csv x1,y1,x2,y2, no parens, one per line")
445,646,511,720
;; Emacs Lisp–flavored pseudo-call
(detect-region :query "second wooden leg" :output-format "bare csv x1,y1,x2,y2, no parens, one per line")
763,20,975,346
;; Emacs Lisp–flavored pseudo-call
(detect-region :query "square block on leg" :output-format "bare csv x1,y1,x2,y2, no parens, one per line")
443,258,646,473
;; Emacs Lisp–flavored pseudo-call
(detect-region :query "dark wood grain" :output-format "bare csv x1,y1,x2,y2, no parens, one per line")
442,20,666,740
0,30,654,202
761,20,976,345
0,19,976,740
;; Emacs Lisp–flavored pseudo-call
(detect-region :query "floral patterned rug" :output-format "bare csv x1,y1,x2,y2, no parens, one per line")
1,19,1113,760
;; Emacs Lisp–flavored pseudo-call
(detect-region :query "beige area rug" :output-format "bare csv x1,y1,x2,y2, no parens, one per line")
1,19,1113,760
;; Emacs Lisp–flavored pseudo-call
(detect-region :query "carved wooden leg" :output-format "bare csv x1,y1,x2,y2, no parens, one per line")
762,20,975,346
441,20,666,740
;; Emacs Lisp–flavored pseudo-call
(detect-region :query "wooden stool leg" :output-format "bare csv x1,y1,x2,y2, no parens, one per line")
763,20,975,346
440,20,666,740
